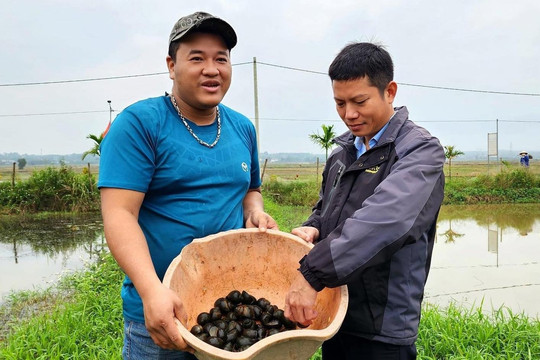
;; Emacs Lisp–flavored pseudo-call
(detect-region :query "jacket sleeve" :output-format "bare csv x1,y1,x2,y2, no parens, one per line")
300,128,445,291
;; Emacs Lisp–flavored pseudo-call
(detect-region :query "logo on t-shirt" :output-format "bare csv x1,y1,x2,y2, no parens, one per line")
241,162,249,172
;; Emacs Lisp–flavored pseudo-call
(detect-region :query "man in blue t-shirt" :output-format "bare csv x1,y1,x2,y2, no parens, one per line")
98,12,277,359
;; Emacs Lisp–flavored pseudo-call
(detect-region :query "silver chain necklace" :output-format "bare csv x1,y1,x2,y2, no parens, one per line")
170,94,221,148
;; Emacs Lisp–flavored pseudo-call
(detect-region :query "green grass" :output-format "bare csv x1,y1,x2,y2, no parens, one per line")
262,194,314,232
418,302,540,359
0,253,123,359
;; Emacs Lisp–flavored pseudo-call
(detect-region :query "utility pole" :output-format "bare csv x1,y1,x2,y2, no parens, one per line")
107,100,113,124
252,57,260,150
496,118,500,173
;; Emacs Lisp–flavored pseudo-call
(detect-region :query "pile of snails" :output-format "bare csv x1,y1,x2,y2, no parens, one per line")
190,289,303,352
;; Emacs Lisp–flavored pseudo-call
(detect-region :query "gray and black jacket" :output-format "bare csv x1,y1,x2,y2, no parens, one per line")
299,106,445,345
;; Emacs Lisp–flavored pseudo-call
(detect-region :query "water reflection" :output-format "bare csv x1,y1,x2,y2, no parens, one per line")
0,213,105,300
1,205,539,317
427,204,540,317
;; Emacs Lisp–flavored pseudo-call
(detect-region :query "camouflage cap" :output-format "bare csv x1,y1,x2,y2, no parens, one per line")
169,11,237,50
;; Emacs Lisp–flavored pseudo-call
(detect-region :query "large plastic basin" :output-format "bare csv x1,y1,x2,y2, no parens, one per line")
163,228,348,360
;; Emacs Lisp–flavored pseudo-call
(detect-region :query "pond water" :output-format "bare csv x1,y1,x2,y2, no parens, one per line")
425,204,540,318
0,213,105,301
0,205,539,318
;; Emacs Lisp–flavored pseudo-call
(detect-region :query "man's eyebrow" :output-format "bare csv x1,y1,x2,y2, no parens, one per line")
187,49,230,56
352,94,368,100
333,94,368,101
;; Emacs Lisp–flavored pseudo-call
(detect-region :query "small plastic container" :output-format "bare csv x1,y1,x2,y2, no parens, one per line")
163,228,348,360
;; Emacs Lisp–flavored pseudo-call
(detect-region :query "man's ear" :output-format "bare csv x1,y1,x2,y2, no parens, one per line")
386,81,398,103
166,55,175,80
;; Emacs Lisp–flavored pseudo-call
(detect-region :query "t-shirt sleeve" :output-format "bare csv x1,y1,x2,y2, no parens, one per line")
97,107,156,193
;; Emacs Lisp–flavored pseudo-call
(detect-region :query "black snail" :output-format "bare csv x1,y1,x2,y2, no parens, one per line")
190,290,305,352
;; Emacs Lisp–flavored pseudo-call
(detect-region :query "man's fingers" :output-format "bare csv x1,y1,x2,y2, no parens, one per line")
266,216,279,230
149,327,174,350
164,319,191,351
148,319,190,351
257,215,268,231
292,230,307,242
291,228,313,243
174,303,188,324
290,305,307,325
284,273,320,333
305,307,318,322
284,303,292,320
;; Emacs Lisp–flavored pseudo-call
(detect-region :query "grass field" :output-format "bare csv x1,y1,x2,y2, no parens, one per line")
1,160,538,184
260,160,540,181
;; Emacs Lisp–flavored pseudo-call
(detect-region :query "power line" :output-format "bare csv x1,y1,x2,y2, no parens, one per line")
255,118,540,124
497,119,540,123
398,82,540,97
258,117,341,122
1,109,539,123
256,61,540,97
0,62,252,87
1,59,538,97
416,120,497,123
0,110,110,118
0,72,168,87
257,61,327,75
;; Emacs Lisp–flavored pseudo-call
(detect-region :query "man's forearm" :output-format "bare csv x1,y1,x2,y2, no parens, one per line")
242,188,264,222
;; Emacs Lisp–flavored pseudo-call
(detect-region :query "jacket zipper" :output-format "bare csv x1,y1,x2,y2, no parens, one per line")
321,161,346,217
333,166,344,187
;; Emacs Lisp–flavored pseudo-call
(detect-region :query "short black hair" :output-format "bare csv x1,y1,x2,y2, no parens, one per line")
168,40,182,61
168,30,230,61
328,42,394,95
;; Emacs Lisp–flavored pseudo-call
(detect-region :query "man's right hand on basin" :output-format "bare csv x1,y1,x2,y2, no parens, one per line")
284,273,319,327
142,284,193,352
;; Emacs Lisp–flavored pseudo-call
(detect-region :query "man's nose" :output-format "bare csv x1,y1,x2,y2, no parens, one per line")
202,61,219,76
344,105,359,120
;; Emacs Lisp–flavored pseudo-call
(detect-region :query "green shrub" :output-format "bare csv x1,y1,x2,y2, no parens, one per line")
444,170,540,204
0,164,99,213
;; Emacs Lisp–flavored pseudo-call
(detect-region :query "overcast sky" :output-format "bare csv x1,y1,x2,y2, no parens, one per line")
1,0,539,157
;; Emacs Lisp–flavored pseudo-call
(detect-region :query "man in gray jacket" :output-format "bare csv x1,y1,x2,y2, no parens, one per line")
284,42,445,360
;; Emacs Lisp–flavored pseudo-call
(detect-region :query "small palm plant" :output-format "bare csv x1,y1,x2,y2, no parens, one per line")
82,121,112,160
444,145,464,180
309,124,336,161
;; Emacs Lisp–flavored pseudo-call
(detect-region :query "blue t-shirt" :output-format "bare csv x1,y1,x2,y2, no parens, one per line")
98,95,261,322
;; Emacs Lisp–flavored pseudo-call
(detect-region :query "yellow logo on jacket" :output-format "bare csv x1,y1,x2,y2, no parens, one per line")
365,166,380,174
